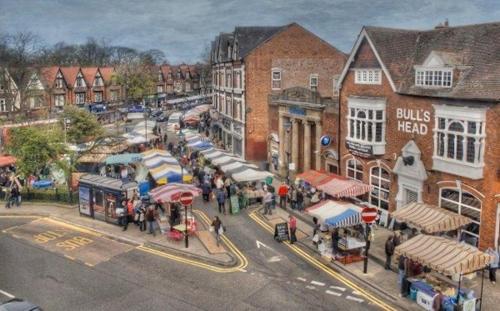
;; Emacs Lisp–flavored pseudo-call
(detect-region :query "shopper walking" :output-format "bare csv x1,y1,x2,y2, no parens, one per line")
384,235,395,270
211,216,223,247
289,215,297,244
278,182,289,209
296,189,304,211
290,186,297,210
138,205,146,232
201,181,211,202
216,188,226,215
263,190,273,215
487,247,499,284
146,206,157,236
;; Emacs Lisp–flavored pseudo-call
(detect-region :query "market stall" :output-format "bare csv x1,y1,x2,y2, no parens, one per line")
220,162,258,176
296,170,335,187
395,234,491,311
318,176,373,198
231,168,273,183
78,174,137,224
306,200,365,264
105,153,143,166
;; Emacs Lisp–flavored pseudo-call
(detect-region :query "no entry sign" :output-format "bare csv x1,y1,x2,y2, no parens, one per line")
361,207,378,224
179,192,193,206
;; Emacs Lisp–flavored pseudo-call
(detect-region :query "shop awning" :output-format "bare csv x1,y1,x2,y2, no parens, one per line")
395,235,492,276
143,155,178,169
391,202,473,233
306,200,362,228
232,169,273,183
318,178,373,198
142,149,170,160
204,150,225,160
149,163,182,181
150,183,201,202
0,155,16,167
105,153,143,165
296,170,336,187
211,155,242,166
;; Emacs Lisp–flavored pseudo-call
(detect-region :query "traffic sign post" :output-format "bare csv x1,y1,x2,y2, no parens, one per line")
361,206,378,274
179,192,194,248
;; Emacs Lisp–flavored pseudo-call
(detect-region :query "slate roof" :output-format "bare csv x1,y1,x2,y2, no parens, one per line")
363,22,500,101
233,26,286,58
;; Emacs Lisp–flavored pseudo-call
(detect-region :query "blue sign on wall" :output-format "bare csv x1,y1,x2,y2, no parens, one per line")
320,135,332,147
288,106,306,116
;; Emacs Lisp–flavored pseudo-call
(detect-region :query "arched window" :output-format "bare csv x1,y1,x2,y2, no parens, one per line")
440,188,482,246
346,158,363,181
370,166,390,210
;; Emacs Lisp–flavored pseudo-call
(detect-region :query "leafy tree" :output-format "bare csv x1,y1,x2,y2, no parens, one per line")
115,60,156,101
6,126,63,177
59,106,104,144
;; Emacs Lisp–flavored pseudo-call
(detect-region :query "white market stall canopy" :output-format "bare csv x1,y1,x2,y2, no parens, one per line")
306,200,362,228
142,149,170,160
211,155,244,166
220,162,258,173
231,169,273,183
127,112,145,120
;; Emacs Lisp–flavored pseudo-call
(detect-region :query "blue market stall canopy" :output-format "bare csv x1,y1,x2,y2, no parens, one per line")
187,140,213,150
142,149,170,160
149,163,182,181
105,153,143,165
306,200,362,228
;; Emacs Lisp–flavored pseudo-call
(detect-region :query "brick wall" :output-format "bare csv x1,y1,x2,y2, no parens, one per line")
339,39,500,249
244,23,346,161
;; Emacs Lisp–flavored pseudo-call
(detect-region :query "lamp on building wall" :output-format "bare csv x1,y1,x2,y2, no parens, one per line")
284,120,292,185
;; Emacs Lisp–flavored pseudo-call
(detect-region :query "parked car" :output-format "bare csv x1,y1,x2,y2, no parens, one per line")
0,298,43,311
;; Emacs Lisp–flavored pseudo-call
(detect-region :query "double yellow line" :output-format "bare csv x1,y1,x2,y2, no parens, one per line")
138,209,248,273
248,210,397,311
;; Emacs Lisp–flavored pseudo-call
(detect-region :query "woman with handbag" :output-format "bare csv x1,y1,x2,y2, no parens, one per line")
211,216,223,247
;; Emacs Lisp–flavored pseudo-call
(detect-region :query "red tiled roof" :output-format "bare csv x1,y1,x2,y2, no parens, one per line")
40,66,60,87
99,67,115,82
160,65,172,78
81,67,98,86
60,67,81,87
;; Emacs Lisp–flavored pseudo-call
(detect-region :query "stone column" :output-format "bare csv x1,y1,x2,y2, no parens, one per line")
278,115,286,175
291,119,299,172
303,121,311,171
315,121,322,170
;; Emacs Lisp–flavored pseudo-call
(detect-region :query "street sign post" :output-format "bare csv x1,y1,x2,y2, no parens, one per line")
179,192,193,248
361,206,378,274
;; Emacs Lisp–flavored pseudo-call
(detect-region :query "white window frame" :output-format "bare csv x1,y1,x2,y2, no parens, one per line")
309,74,318,88
354,69,381,85
415,67,453,88
94,92,103,102
369,166,390,211
432,104,486,179
0,98,6,112
346,158,363,182
439,187,482,245
54,95,65,107
271,68,282,90
157,85,164,93
75,92,85,105
346,97,386,155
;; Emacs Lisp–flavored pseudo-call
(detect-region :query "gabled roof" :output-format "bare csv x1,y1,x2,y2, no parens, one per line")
160,65,172,78
60,66,81,86
81,67,98,86
99,67,115,82
338,22,500,101
233,26,286,58
40,66,60,87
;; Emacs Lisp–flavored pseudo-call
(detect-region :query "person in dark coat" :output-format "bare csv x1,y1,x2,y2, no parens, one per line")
201,182,211,202
331,228,340,253
296,190,304,211
385,235,395,270
216,189,226,215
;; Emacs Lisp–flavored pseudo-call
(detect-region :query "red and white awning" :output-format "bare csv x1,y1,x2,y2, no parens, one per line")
149,183,201,203
318,178,373,198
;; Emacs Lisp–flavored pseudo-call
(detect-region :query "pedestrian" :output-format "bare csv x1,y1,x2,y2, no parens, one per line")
393,231,401,248
290,186,297,210
310,190,320,204
432,288,444,311
224,177,231,198
138,205,146,231
331,228,340,253
211,216,223,247
122,199,133,231
278,182,289,209
289,214,297,244
9,185,19,208
117,201,126,230
263,190,273,215
312,217,320,237
398,255,408,296
201,181,211,202
146,206,157,236
487,247,499,284
216,188,226,215
296,189,304,211
385,235,395,270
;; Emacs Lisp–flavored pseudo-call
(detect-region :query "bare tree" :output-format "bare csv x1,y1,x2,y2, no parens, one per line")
196,43,212,95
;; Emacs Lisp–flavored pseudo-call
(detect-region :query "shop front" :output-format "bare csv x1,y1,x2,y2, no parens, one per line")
78,174,137,225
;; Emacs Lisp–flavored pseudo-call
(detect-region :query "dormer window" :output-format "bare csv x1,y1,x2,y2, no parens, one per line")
94,73,103,87
76,73,84,88
158,72,163,82
415,68,452,87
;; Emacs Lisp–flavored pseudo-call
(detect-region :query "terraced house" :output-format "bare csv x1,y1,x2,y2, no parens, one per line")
156,64,200,98
337,22,500,250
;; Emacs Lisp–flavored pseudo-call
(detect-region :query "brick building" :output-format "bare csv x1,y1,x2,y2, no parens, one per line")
156,64,200,98
336,22,500,250
210,23,346,164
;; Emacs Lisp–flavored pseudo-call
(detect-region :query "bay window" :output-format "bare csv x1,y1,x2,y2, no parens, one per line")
346,97,386,154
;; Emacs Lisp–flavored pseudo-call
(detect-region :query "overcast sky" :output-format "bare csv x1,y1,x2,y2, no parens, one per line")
1,0,499,63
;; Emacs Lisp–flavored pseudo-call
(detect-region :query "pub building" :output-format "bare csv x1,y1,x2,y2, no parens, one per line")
335,22,500,250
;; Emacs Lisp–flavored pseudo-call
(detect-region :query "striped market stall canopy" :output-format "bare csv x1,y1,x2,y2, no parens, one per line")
391,202,473,233
318,178,373,198
395,235,492,276
143,155,179,169
306,200,362,228
142,149,170,160
296,170,336,187
149,183,202,202
105,153,143,165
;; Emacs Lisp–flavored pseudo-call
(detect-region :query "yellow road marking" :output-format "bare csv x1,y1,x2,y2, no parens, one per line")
64,255,76,260
248,210,396,311
43,218,102,237
0,215,40,218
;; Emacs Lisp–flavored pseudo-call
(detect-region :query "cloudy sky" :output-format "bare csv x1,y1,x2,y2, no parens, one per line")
1,0,499,63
